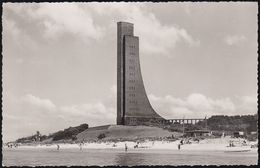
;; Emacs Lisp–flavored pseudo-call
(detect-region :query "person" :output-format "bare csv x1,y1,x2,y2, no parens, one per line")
242,140,247,146
178,144,181,150
57,144,60,151
125,143,128,152
79,143,83,150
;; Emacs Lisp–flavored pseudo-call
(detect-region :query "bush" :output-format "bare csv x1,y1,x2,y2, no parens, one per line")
71,135,77,141
52,123,89,141
97,133,106,139
40,135,48,141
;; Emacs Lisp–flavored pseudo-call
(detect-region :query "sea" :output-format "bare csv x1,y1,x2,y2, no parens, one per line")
2,148,258,166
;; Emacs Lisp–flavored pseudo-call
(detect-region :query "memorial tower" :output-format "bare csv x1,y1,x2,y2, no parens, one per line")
117,22,166,125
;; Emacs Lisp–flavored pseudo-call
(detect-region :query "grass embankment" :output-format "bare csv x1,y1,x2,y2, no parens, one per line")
76,125,182,142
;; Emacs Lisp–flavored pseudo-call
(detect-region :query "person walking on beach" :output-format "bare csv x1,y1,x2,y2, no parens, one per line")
125,143,128,152
57,144,60,151
178,143,181,150
180,139,183,145
79,143,83,150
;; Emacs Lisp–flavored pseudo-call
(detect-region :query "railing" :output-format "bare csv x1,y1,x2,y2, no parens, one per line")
166,118,206,125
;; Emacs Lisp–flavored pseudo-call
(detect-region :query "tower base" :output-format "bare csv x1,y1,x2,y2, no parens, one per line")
124,116,167,126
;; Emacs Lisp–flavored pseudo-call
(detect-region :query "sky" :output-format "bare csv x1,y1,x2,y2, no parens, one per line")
2,2,258,142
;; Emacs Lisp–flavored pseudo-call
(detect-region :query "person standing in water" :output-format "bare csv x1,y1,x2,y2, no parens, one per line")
79,143,83,150
57,144,60,151
125,143,128,152
178,143,181,150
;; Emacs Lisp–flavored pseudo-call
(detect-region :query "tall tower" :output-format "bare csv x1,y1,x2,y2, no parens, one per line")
117,22,165,126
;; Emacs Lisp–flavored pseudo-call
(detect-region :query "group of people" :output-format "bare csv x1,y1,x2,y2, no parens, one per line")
56,142,85,151
6,143,19,148
134,142,140,148
229,139,248,147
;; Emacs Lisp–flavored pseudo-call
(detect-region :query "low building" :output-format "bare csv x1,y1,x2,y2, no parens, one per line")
233,131,244,138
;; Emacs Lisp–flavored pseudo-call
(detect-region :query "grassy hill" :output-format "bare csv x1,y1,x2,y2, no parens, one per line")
14,114,257,144
15,123,89,144
76,125,182,142
196,114,258,133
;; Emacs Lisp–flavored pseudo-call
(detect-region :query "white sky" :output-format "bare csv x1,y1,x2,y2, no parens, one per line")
2,2,258,142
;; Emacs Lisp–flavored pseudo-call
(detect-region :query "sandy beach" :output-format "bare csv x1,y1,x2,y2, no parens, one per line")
3,137,258,166
6,137,257,152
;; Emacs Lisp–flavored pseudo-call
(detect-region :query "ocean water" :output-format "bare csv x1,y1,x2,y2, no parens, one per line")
2,148,258,166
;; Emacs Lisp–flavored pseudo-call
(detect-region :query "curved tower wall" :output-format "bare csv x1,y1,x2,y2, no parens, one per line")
117,22,166,126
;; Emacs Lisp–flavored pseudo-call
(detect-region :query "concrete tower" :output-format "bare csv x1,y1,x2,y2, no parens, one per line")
117,22,165,126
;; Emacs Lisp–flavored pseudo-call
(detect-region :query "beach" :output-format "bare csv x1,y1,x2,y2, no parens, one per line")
5,137,258,151
3,137,258,166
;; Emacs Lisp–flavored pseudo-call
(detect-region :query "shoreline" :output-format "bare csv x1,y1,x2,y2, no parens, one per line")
3,137,258,152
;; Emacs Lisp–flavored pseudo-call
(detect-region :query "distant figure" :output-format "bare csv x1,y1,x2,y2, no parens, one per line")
79,143,83,150
57,144,60,151
180,139,183,145
125,143,128,152
229,141,234,147
134,142,139,148
178,144,181,150
242,140,247,146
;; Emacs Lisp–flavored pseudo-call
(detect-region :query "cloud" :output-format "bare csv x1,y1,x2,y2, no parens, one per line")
21,94,57,111
3,89,116,142
3,87,257,142
60,102,115,126
4,3,198,57
88,2,199,56
4,3,104,41
148,93,256,119
224,35,247,46
236,95,258,114
33,3,103,40
2,13,39,51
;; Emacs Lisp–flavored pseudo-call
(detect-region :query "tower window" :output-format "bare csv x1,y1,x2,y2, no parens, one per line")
129,93,135,97
129,72,135,76
129,86,135,90
129,66,135,70
129,59,134,63
129,100,137,104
